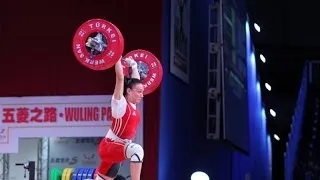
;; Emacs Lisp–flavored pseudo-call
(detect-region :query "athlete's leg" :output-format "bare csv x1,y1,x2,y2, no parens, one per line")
96,139,124,180
125,143,144,180
130,163,142,180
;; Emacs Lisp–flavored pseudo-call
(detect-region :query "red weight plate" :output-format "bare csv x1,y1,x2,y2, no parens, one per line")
72,18,124,71
101,23,125,70
123,49,163,95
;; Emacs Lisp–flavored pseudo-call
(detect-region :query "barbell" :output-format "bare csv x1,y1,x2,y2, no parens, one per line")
72,18,163,95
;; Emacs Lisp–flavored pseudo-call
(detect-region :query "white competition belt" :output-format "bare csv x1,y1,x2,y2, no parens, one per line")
105,129,132,144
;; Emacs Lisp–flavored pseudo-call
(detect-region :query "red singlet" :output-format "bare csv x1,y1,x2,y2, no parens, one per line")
110,100,141,139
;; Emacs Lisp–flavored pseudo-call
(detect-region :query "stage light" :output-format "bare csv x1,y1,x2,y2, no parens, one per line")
259,54,266,63
254,23,261,32
191,171,210,180
274,134,280,141
270,109,276,117
265,83,271,91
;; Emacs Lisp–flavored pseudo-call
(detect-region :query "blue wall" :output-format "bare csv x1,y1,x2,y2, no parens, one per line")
284,63,308,180
158,0,271,179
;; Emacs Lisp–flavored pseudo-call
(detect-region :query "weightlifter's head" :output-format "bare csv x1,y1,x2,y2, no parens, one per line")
124,77,144,104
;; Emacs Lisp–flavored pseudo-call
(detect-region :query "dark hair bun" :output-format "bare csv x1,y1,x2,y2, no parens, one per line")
124,76,131,85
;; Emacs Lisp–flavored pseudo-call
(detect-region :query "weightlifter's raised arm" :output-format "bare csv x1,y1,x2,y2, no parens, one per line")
111,57,127,119
113,57,125,100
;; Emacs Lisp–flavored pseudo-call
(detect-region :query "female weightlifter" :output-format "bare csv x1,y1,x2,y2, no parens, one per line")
95,56,144,180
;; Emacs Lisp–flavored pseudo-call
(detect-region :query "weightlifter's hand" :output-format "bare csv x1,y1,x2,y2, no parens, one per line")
123,57,138,69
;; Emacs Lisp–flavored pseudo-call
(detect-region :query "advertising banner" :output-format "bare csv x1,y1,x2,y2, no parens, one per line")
222,0,249,153
170,0,191,83
0,95,144,153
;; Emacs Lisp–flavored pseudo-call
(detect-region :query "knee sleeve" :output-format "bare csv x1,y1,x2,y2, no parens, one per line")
125,143,144,162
